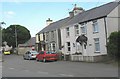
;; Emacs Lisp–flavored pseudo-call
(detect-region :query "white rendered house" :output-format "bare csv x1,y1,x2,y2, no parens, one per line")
60,2,119,62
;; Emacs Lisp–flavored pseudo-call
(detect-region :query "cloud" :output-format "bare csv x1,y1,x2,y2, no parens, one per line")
4,11,16,18
7,11,15,15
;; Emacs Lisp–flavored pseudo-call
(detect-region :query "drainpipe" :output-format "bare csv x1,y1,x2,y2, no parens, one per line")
104,17,108,53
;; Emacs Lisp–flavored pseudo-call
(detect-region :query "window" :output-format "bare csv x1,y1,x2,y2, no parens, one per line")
94,38,100,52
46,32,49,41
93,20,99,33
40,51,44,54
52,43,55,52
51,31,54,39
50,43,56,52
66,27,70,37
67,42,71,51
80,23,87,34
74,25,79,35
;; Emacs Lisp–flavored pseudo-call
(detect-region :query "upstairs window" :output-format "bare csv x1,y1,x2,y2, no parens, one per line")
93,20,99,33
46,32,49,41
51,31,54,40
74,25,79,35
66,27,70,37
80,23,87,34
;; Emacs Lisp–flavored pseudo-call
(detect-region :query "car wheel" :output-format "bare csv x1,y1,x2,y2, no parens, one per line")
43,58,46,62
24,57,26,60
36,58,39,61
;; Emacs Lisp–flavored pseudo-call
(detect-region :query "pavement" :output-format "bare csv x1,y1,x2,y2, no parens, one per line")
2,54,119,77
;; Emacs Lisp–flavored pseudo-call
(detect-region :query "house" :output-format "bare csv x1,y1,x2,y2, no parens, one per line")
18,37,36,55
35,5,84,53
36,1,119,62
36,17,72,52
60,1,119,62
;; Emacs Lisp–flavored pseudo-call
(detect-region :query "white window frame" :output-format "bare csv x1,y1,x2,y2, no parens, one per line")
66,27,70,37
94,38,100,53
74,24,79,36
51,31,54,40
80,23,87,34
46,32,49,41
67,42,71,52
93,20,99,33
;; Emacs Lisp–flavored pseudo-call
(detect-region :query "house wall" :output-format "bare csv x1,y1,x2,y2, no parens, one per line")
18,46,35,55
106,4,119,37
43,29,60,52
61,17,107,56
61,17,109,62
86,18,107,56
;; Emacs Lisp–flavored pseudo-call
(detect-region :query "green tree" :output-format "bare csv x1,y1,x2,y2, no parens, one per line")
107,31,120,60
2,25,31,48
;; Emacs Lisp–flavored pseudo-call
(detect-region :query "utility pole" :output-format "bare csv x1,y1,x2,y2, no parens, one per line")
0,22,6,62
15,25,18,55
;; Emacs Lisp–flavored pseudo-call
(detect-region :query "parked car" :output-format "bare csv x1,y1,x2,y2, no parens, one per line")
36,51,58,62
4,51,11,55
23,50,39,60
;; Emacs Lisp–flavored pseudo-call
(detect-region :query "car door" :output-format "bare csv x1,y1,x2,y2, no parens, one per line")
27,51,31,59
39,51,44,60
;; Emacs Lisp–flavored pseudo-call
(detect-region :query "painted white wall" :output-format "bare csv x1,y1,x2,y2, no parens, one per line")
106,4,119,37
61,18,108,56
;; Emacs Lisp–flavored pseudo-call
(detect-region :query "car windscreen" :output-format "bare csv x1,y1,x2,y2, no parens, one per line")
46,51,56,54
31,51,38,54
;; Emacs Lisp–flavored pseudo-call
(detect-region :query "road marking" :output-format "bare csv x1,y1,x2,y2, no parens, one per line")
59,74,74,77
37,71,48,74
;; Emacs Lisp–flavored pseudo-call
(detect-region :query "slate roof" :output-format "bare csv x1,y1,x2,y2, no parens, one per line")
19,37,36,47
64,2,119,26
37,1,119,34
37,17,71,34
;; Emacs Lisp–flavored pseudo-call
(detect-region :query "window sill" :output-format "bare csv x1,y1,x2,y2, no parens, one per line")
93,32,99,34
94,51,100,53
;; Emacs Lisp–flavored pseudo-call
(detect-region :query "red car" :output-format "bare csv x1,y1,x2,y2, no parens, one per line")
36,51,58,62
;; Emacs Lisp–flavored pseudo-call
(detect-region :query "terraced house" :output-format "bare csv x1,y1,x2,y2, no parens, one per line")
36,1,119,62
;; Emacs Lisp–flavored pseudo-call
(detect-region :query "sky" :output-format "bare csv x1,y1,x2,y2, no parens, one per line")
0,0,116,37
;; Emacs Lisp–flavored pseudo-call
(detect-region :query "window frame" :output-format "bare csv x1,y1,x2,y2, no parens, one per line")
80,23,87,34
92,20,99,33
67,42,71,52
66,27,70,37
74,24,79,36
94,38,100,53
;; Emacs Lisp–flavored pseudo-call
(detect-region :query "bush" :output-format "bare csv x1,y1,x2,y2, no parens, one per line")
107,31,120,60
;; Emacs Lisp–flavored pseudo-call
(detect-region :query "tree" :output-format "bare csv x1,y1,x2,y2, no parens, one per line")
107,31,120,60
2,25,31,48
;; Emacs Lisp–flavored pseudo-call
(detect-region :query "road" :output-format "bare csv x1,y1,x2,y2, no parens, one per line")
2,54,118,77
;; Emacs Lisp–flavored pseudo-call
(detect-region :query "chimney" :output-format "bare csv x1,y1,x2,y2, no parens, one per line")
73,4,84,16
69,11,74,18
46,18,53,26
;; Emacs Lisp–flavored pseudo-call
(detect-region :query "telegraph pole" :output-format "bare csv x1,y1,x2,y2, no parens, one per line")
15,25,18,55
